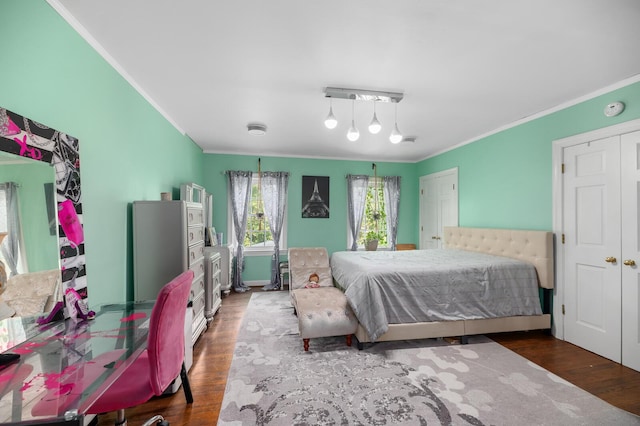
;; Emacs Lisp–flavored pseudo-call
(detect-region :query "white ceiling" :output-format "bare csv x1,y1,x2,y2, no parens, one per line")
51,0,640,163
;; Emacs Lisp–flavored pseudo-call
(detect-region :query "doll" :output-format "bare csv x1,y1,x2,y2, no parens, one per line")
304,272,321,288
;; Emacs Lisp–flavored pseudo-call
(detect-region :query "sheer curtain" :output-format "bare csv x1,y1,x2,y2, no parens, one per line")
0,182,21,277
227,171,252,292
260,171,289,291
383,176,401,251
346,175,369,251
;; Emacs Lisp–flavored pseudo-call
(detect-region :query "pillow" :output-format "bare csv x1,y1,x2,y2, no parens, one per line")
5,296,48,317
0,297,15,320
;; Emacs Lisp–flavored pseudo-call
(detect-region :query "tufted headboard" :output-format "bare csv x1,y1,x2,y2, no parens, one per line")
443,227,554,289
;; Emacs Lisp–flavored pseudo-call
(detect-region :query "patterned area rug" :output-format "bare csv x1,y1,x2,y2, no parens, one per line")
218,292,640,425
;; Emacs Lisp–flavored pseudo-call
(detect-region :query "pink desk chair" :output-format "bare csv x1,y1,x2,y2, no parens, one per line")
87,270,194,426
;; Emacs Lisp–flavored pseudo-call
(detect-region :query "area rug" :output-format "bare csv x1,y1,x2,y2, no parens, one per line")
218,292,640,425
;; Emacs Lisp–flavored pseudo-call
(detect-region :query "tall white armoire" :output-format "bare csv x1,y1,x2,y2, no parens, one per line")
132,200,207,345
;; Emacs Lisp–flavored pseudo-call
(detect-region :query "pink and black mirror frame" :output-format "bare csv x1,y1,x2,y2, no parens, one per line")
0,107,88,308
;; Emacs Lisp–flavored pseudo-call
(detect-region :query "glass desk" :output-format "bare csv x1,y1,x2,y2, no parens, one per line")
0,301,154,425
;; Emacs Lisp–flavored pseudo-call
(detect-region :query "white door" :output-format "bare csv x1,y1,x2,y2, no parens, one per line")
563,136,622,363
421,176,439,249
420,168,458,249
621,131,640,371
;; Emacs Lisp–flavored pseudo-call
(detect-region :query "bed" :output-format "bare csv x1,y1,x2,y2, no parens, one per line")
330,226,553,345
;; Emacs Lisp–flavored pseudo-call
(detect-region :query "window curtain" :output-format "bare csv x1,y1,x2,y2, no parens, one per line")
260,171,289,291
383,176,401,251
0,182,21,277
346,174,369,251
227,171,253,292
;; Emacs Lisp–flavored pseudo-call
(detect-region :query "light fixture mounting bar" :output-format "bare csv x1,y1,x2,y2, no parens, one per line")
323,87,404,103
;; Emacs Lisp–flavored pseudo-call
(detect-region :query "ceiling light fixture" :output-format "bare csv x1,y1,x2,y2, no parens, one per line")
323,87,404,143
247,123,267,136
324,99,338,129
389,103,402,144
324,87,403,103
368,102,382,134
347,100,360,142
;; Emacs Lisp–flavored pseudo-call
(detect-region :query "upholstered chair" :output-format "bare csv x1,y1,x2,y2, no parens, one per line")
287,247,334,307
287,247,358,351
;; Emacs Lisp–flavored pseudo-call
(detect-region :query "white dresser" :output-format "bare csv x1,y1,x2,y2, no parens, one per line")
204,248,222,322
206,245,233,295
132,200,207,345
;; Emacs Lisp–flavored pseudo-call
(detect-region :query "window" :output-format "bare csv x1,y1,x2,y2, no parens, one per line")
228,175,287,255
0,185,23,273
0,187,7,235
356,177,388,248
245,181,273,248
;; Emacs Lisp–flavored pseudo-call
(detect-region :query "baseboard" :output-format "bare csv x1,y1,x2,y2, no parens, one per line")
246,280,271,287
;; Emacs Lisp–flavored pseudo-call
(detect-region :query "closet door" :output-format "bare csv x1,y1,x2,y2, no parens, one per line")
419,168,458,249
563,136,621,363
621,131,640,372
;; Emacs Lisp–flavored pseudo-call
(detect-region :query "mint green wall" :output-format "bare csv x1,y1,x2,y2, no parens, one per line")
418,81,640,230
4,0,640,299
1,1,204,303
0,163,59,272
203,154,418,281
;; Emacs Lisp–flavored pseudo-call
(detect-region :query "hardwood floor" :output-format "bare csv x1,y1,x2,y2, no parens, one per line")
96,290,640,425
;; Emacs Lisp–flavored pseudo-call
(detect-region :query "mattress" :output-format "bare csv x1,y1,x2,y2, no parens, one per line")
330,249,543,341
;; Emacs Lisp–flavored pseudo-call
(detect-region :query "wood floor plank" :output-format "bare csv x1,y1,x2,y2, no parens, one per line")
95,290,640,424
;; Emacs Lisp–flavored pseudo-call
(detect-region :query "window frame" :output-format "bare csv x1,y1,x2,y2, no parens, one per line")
226,175,287,257
347,177,389,250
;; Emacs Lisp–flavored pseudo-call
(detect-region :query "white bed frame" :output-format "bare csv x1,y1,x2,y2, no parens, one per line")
353,226,554,345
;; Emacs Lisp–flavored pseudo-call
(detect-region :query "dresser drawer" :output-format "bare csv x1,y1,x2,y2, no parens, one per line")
190,273,205,301
187,207,204,226
190,258,205,281
212,257,221,276
213,271,221,289
211,283,221,313
187,225,205,245
189,241,205,263
192,291,205,318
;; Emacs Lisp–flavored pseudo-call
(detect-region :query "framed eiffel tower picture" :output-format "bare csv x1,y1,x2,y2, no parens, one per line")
301,176,329,218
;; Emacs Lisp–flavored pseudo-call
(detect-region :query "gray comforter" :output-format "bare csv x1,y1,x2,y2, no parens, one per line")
330,249,543,341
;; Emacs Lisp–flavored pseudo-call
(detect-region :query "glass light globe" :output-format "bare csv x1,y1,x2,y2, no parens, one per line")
347,121,360,141
324,106,337,129
389,124,402,144
368,113,382,134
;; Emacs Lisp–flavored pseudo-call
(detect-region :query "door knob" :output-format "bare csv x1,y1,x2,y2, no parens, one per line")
623,259,636,267
432,236,437,240
605,257,617,263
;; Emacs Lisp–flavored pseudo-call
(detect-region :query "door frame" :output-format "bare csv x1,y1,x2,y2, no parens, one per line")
552,118,640,339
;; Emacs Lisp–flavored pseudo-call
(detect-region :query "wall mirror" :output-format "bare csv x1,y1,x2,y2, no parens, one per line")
0,106,87,320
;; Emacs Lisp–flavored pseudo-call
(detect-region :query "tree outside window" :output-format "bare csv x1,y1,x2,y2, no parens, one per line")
358,178,388,247
244,179,273,248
